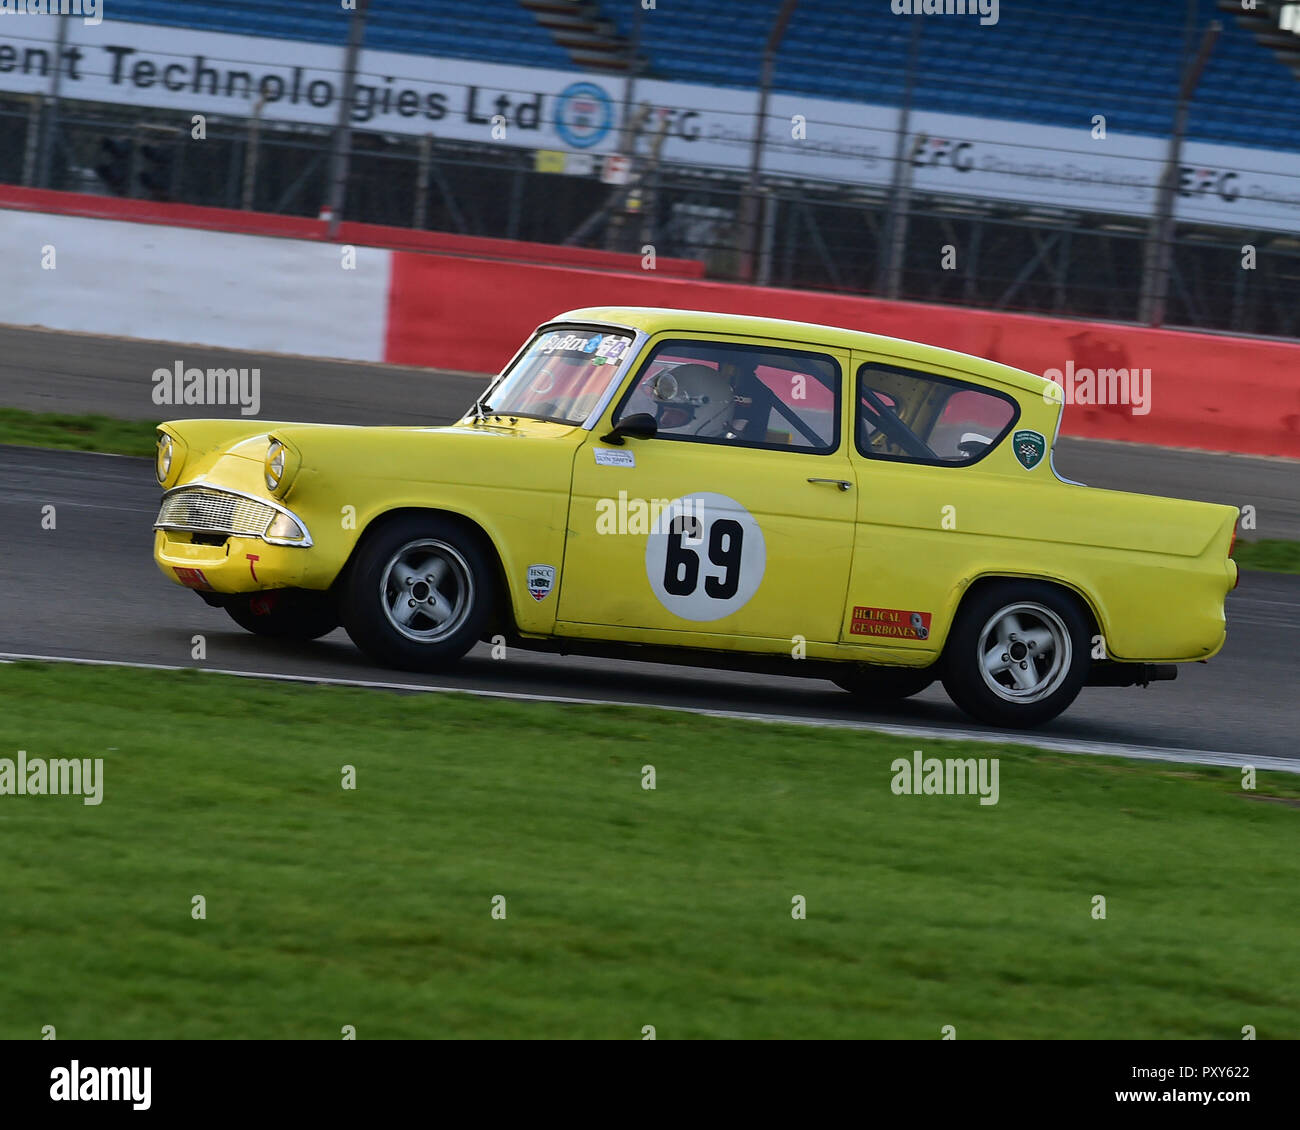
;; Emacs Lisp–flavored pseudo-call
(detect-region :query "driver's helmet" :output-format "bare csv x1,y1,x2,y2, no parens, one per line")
650,363,736,437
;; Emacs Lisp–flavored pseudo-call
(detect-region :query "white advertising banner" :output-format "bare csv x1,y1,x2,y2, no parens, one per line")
1,17,1297,231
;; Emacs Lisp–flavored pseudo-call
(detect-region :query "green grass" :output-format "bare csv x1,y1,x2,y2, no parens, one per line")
1234,539,1300,576
0,407,157,456
0,662,1296,1040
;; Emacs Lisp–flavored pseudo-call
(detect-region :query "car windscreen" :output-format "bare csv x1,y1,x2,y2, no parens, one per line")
481,327,634,425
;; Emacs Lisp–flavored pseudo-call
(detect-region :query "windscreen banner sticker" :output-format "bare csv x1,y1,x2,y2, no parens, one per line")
1012,429,1046,470
850,606,931,640
645,492,766,621
538,331,629,360
173,567,212,590
527,564,556,601
594,448,635,467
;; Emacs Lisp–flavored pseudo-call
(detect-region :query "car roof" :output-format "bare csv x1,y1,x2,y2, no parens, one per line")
553,306,1052,396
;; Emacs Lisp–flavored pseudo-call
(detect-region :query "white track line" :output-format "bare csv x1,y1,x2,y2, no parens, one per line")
1,650,1293,775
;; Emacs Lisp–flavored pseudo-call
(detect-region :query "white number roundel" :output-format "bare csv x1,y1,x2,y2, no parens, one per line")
645,492,766,621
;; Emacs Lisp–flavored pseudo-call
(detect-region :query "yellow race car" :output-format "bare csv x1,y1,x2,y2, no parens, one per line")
153,307,1238,728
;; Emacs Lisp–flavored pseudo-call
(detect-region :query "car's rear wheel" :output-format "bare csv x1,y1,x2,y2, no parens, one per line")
941,582,1091,728
833,664,935,703
223,590,339,640
340,516,496,671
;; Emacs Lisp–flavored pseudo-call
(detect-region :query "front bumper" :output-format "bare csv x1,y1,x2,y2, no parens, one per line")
153,483,315,594
154,529,312,593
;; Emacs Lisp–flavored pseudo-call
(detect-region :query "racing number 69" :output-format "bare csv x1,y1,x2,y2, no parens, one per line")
663,516,744,600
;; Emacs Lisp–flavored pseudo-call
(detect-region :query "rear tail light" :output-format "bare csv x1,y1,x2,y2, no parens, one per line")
1229,518,1239,589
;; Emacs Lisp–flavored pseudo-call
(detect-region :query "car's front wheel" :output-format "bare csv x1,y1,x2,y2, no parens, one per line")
340,516,496,671
940,582,1090,728
224,590,339,640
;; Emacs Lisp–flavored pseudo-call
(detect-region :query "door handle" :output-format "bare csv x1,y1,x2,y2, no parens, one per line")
807,478,852,491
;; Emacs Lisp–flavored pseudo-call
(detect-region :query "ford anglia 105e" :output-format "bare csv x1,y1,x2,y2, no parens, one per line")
152,307,1238,728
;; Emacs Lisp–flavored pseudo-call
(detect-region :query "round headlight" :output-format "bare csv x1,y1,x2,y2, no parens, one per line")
265,440,286,491
156,434,173,485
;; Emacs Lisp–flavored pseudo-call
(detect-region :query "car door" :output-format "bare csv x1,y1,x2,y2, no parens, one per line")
841,349,1023,652
556,333,857,649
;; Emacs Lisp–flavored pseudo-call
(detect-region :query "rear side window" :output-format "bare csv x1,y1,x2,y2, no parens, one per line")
856,363,1018,466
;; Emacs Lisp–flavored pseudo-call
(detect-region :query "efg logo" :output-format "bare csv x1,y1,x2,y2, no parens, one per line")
555,81,614,149
913,137,975,171
1179,166,1238,202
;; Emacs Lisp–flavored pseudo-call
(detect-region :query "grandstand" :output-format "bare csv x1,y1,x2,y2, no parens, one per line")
3,0,1296,337
103,0,1300,150
107,0,571,68
606,0,1300,151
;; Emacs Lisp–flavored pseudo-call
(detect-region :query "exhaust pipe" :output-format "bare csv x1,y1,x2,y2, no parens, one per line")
1087,662,1178,688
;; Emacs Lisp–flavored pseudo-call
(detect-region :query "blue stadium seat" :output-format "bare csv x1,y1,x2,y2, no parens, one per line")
105,0,570,68
608,0,1298,151
100,0,1298,150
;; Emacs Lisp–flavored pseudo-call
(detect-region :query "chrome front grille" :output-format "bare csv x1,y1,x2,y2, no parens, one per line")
156,487,275,538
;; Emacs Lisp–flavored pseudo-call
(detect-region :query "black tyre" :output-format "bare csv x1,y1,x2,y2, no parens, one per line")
224,590,339,640
833,664,935,703
940,581,1091,728
340,515,496,671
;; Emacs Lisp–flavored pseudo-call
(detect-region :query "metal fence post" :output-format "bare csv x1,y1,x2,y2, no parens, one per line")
324,0,370,237
602,3,645,253
413,133,432,230
878,17,922,298
242,97,266,211
20,96,41,187
757,188,778,287
35,14,71,188
883,133,922,301
1139,16,1219,326
127,121,144,199
739,0,797,284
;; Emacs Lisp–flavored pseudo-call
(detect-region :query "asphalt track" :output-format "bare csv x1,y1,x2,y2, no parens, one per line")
1,443,1296,765
1,324,1297,765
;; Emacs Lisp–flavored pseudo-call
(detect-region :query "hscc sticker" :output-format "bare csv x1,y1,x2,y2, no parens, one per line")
173,567,212,590
594,448,635,467
850,606,931,640
527,564,556,601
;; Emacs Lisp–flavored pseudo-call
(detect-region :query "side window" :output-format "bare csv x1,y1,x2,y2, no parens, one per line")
857,363,1017,466
616,340,840,453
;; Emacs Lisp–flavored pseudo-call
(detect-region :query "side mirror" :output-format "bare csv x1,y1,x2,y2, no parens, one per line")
601,412,657,446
